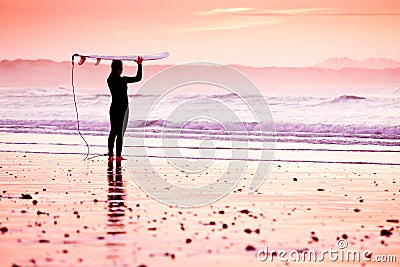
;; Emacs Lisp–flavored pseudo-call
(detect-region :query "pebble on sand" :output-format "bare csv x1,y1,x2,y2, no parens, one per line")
21,194,32,199
380,229,393,237
0,227,8,233
244,229,252,234
245,245,256,251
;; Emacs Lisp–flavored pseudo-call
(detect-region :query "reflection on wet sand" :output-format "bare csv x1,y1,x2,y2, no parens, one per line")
106,160,127,263
107,160,127,236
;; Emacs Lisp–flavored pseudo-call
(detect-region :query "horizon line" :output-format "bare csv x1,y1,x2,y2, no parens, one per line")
1,56,400,69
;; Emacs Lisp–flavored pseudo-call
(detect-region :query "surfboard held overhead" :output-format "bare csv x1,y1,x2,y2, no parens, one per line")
73,52,170,65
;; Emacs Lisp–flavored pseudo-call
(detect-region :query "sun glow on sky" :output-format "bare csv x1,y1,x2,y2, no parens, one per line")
1,0,400,66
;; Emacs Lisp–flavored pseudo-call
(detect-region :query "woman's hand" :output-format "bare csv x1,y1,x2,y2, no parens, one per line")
136,56,143,64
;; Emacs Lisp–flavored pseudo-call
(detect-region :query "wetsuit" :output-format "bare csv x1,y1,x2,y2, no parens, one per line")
107,64,142,157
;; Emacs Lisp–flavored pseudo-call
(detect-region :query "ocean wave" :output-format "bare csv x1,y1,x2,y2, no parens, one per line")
330,95,367,103
0,119,398,138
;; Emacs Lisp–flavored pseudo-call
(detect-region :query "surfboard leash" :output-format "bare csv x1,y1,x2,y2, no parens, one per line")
71,54,90,160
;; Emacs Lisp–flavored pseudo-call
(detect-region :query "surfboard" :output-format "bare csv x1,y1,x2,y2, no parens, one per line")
73,52,170,65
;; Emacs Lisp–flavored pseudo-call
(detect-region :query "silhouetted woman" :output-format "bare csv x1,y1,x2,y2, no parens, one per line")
107,57,143,161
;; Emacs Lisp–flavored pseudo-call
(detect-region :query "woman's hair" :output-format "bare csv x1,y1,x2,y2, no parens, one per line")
111,60,123,74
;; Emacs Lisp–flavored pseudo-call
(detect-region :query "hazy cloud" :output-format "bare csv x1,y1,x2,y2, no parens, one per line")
245,7,336,15
197,7,255,15
181,6,400,33
234,8,400,17
178,19,280,32
198,7,400,17
198,7,336,16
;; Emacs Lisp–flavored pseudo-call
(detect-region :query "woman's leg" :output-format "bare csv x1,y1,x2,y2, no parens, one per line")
115,122,123,157
108,108,118,156
115,107,128,157
108,131,116,156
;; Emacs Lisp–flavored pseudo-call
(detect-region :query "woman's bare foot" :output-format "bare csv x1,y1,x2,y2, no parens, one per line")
116,156,125,162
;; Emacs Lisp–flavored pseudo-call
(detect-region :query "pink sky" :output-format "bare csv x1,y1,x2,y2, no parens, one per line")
1,0,400,67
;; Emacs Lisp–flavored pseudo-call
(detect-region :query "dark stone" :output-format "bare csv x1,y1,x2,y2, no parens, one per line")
245,245,256,251
380,229,393,237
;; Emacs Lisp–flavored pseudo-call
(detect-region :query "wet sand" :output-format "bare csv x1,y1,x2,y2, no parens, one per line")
0,152,399,266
